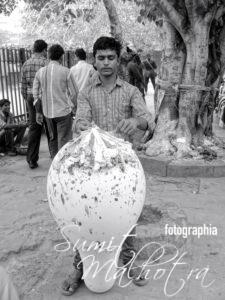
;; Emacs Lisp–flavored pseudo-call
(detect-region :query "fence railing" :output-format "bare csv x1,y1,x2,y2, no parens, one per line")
0,47,32,119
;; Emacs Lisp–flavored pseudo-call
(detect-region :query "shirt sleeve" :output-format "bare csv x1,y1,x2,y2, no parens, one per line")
20,64,27,100
67,71,79,111
33,71,41,104
74,88,92,126
130,87,154,129
0,119,6,131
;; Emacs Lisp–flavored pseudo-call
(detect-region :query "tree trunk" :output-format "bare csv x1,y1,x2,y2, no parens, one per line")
174,20,211,157
146,7,224,159
102,0,124,46
146,19,185,156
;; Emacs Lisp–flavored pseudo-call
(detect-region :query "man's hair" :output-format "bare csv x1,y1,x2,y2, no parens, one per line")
75,48,86,60
48,44,65,61
33,40,47,53
0,99,10,107
93,36,122,58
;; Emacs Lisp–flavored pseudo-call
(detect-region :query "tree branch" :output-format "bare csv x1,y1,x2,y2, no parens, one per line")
197,0,208,12
102,0,124,45
151,0,186,36
184,0,194,24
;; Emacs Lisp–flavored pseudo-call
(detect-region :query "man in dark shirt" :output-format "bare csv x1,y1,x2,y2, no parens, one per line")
127,53,145,98
21,39,48,169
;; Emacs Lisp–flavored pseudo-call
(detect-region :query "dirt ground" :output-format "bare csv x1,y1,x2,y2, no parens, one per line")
1,89,225,300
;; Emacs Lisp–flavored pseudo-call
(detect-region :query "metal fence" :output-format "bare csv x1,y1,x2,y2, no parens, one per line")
0,47,32,119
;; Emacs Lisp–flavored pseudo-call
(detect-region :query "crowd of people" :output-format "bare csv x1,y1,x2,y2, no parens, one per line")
0,38,157,163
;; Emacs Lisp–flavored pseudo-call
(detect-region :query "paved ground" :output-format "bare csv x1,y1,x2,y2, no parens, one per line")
0,89,225,299
0,134,225,300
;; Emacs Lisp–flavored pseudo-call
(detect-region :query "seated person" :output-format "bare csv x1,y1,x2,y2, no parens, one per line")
0,99,27,156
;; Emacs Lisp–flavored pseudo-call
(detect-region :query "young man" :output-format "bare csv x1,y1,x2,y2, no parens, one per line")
69,48,95,92
21,39,48,169
33,44,78,158
61,36,154,296
0,99,27,156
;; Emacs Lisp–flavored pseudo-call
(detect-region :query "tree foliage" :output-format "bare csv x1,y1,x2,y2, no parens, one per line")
18,0,161,51
0,0,17,15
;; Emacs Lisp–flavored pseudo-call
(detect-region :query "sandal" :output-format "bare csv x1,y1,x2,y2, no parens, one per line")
127,267,149,286
132,273,148,286
61,269,83,296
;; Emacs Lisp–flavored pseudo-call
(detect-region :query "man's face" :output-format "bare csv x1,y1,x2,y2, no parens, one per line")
94,49,119,77
1,103,10,114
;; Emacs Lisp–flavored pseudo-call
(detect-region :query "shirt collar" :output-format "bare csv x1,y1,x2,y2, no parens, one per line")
32,53,46,59
93,73,123,88
49,60,60,65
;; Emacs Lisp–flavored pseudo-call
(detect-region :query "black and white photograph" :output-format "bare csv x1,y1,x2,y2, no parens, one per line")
0,0,225,299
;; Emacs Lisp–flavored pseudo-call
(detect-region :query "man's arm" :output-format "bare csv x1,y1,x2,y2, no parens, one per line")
67,71,79,114
33,71,43,125
117,87,155,136
73,89,92,133
131,88,155,130
21,64,27,100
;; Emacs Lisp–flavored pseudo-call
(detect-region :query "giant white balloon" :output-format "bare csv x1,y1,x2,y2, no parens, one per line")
47,126,146,293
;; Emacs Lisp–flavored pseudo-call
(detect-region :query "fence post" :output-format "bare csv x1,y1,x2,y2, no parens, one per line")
19,48,26,65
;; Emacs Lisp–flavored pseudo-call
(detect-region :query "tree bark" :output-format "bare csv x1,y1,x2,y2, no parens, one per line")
102,0,124,46
146,1,225,159
146,19,185,156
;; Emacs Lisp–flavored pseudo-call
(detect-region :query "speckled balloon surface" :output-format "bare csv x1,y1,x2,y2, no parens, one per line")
47,127,146,245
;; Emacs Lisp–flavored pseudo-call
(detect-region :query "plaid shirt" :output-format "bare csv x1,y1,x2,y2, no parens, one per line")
21,54,47,100
75,73,153,137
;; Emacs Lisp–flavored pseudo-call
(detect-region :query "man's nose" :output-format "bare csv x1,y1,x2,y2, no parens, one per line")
103,58,109,65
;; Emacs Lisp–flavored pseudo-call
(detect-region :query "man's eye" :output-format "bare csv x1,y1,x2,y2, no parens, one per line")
108,56,115,60
98,56,104,60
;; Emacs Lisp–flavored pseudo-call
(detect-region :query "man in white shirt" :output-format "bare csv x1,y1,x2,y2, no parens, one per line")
69,48,95,92
33,44,78,158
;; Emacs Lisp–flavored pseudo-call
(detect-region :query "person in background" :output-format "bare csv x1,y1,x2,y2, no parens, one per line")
142,53,157,91
61,36,155,296
127,53,145,98
21,39,48,169
33,44,78,158
0,266,19,300
0,99,27,156
69,48,95,92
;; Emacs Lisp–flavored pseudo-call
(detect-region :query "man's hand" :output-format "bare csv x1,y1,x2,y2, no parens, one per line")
36,113,43,125
74,120,91,134
116,118,139,136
